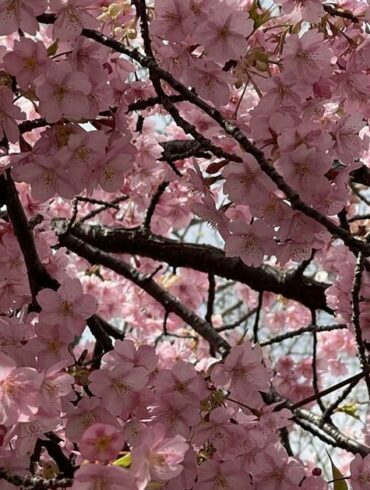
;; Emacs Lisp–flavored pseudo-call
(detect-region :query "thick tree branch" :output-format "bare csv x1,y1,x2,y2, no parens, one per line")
295,408,370,456
0,174,114,351
52,221,332,313
57,230,231,356
0,469,72,489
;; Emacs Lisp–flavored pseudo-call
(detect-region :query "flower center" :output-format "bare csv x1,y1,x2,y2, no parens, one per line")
59,300,74,317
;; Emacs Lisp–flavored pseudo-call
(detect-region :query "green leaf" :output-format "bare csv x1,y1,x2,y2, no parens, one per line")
326,451,349,490
112,452,132,468
47,40,59,57
335,402,361,421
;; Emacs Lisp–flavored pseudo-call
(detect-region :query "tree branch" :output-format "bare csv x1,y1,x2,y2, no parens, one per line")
52,221,332,313
57,230,231,356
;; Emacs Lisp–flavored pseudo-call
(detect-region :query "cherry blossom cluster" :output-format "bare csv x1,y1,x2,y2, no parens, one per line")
2,0,370,489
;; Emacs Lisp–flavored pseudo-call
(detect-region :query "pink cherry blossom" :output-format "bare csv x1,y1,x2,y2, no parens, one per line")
277,0,324,22
194,8,253,64
37,277,98,335
0,0,46,35
276,145,332,200
223,154,274,206
88,365,148,418
0,87,25,143
50,0,100,41
225,220,275,267
194,459,251,490
102,339,158,375
132,423,189,488
13,154,81,201
3,38,50,91
154,360,209,406
88,134,136,193
35,61,92,123
79,423,125,462
283,31,333,83
0,352,42,426
150,0,197,42
251,443,306,490
211,340,271,408
38,362,74,417
72,463,137,490
350,454,370,490
54,130,109,186
65,397,119,442
184,59,232,107
151,392,201,437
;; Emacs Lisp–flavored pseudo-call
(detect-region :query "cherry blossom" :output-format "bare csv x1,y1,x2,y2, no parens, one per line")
3,38,50,91
251,443,306,489
194,459,251,490
350,454,370,490
0,0,370,487
79,423,125,462
0,87,25,143
194,8,253,64
88,364,148,417
50,0,100,41
34,61,92,123
131,423,189,489
0,352,42,426
211,340,271,408
72,463,137,490
0,0,46,35
36,277,98,335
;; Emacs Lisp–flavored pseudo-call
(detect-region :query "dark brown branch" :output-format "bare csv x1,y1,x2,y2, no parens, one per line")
159,140,212,162
205,274,216,325
217,308,257,332
351,165,370,187
323,3,360,22
252,291,263,343
0,173,59,303
78,195,128,223
52,220,332,313
0,174,114,352
143,181,169,230
290,367,370,411
57,231,231,356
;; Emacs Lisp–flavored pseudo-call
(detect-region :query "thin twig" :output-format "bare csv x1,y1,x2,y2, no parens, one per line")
311,310,326,414
260,323,346,347
289,367,370,410
143,181,169,230
253,291,263,343
321,376,362,425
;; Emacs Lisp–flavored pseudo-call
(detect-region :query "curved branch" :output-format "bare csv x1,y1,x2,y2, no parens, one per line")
58,230,231,356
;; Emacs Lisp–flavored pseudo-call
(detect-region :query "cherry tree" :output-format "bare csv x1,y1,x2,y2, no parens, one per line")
2,0,370,488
